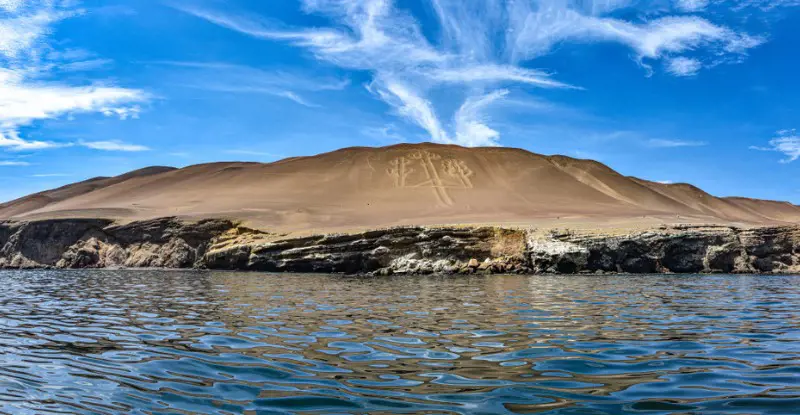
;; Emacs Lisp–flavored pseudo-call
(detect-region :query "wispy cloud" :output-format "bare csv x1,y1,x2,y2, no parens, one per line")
507,4,764,69
361,124,406,143
647,138,708,147
667,57,703,76
0,160,30,166
675,0,710,12
454,89,509,147
730,0,800,11
367,79,452,144
173,0,769,147
274,91,319,108
751,129,800,163
44,48,115,73
79,140,150,152
1,72,147,128
1,1,147,152
0,130,70,151
31,173,71,177
172,0,575,146
58,58,114,72
0,1,23,12
427,65,577,89
152,61,348,108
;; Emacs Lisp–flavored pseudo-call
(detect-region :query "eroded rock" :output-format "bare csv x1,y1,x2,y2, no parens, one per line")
1,218,798,275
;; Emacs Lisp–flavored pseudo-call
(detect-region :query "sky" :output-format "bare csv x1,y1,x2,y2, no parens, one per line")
1,0,799,204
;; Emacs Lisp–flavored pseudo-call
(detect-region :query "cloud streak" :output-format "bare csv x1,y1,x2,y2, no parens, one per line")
368,79,452,144
0,160,30,166
0,130,68,151
1,71,147,128
751,129,800,163
667,57,703,76
675,0,710,11
153,61,348,107
647,138,708,147
79,140,150,152
454,90,509,147
31,173,71,177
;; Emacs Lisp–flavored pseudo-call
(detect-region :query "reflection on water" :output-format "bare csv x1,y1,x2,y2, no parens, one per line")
0,271,798,414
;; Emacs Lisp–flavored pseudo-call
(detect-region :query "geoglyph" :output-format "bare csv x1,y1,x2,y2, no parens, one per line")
386,151,475,206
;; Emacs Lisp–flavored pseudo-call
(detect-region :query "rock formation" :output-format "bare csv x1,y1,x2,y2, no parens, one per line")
1,217,797,275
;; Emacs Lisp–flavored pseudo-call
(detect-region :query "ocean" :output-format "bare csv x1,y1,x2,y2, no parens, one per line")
1,270,798,414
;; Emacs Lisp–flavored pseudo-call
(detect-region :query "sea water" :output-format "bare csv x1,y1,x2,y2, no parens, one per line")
0,270,798,414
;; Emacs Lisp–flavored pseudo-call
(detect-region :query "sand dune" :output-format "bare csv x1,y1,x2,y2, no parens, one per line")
0,167,175,219
2,143,798,232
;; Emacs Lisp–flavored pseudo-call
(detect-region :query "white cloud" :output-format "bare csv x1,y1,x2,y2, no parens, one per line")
0,0,23,12
0,160,30,166
667,57,702,76
0,130,69,151
0,75,147,128
509,11,763,68
1,2,147,152
657,180,675,184
731,0,800,10
454,90,509,147
79,140,150,152
675,0,709,11
430,0,510,61
101,106,142,120
428,65,577,89
751,129,800,163
274,91,320,108
368,79,452,144
647,138,708,147
171,1,445,71
174,0,769,147
31,173,70,177
0,8,65,60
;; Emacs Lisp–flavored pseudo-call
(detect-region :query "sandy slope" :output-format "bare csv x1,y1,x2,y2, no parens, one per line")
2,143,799,232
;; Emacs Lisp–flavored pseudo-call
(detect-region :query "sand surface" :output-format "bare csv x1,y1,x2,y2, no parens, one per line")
2,143,799,233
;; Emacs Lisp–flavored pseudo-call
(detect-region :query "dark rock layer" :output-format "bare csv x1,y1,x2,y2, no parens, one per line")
1,218,798,274
0,218,234,269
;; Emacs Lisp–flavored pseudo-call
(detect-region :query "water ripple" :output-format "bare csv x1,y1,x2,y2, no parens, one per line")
1,270,798,414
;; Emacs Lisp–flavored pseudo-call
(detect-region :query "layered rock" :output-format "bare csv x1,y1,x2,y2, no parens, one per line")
549,226,800,274
0,218,234,269
1,218,798,274
205,227,528,275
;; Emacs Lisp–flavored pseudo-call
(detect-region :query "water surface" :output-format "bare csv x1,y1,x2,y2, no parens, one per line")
0,271,798,414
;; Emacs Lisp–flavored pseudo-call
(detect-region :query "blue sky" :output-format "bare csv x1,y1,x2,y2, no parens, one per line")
1,0,799,203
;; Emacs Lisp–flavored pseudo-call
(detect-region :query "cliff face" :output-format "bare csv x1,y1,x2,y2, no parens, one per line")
0,218,234,269
527,226,800,274
1,218,798,274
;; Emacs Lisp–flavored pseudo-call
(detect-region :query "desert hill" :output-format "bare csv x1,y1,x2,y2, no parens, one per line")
0,167,176,219
2,143,799,232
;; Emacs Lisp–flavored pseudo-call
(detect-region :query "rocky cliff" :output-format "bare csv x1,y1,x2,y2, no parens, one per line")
0,218,233,269
1,218,798,274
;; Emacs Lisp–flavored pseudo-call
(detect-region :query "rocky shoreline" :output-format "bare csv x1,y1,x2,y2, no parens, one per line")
1,217,798,274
